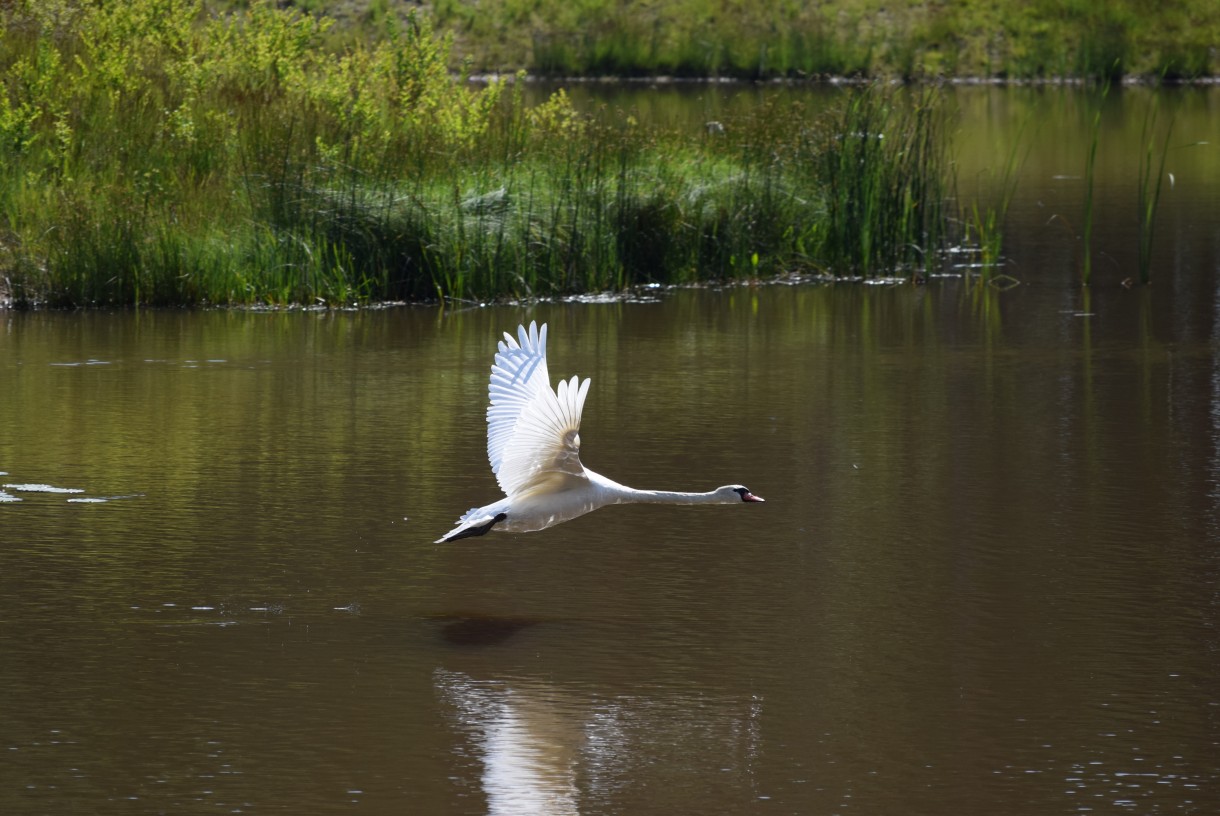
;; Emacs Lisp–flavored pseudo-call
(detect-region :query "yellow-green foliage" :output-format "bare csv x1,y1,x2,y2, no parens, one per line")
0,1,506,166
0,0,521,304
526,89,586,139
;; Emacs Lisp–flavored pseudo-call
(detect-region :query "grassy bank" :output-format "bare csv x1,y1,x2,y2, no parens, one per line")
314,0,1220,82
0,1,961,308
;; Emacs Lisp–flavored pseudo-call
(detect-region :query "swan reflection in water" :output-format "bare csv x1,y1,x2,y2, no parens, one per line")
435,666,763,815
438,669,583,815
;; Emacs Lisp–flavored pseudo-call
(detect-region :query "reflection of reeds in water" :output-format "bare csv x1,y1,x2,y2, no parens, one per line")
1136,101,1173,285
1080,84,1108,286
963,121,1027,286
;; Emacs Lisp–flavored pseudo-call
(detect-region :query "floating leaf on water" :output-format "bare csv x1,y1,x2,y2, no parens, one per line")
988,273,1022,292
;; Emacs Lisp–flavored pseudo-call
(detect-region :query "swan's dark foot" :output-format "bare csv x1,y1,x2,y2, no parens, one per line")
441,512,508,543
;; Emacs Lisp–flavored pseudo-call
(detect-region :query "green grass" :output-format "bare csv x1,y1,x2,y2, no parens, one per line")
0,1,971,308
406,0,1220,82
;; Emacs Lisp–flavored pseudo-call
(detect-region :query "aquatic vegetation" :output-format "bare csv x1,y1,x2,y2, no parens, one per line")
1136,100,1174,285
0,1,508,305
809,87,952,278
0,1,965,307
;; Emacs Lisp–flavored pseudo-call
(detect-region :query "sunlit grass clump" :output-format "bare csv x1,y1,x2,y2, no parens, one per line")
0,0,959,307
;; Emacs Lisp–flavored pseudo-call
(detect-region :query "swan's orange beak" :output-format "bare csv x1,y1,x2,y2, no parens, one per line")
742,491,765,502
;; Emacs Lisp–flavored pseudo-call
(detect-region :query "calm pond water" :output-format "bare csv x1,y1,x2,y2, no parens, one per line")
3,87,1220,815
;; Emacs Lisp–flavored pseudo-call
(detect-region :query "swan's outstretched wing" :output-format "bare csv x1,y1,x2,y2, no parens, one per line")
487,322,591,497
487,321,551,476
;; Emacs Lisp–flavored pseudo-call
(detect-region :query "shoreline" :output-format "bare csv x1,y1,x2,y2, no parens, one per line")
468,72,1220,87
3,3,1210,311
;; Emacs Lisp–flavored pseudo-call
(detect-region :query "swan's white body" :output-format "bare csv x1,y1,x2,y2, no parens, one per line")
437,322,763,543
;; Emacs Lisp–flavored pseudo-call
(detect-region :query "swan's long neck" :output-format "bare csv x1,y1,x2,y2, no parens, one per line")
591,473,729,506
626,488,727,505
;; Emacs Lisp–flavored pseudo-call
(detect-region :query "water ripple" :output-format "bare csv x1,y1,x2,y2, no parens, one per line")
3,483,84,494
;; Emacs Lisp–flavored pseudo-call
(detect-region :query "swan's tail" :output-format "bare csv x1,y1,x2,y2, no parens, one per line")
435,511,508,543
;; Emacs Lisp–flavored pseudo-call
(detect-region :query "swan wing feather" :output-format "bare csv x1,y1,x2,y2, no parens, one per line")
486,322,590,497
487,321,551,477
496,374,590,496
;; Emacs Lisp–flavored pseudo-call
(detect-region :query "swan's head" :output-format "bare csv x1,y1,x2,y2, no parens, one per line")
717,485,765,503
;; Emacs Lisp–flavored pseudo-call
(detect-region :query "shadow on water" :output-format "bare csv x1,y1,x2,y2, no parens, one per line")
427,613,549,647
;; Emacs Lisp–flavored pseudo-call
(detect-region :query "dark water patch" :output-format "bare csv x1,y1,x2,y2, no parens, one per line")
428,613,549,647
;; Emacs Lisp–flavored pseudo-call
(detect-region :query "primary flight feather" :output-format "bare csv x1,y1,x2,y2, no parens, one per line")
437,321,763,543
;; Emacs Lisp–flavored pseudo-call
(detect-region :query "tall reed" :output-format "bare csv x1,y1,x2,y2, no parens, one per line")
811,86,951,279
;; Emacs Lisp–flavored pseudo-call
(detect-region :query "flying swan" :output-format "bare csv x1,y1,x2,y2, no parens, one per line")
437,321,764,543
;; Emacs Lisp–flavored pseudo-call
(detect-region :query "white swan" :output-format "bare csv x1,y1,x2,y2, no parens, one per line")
437,321,763,543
